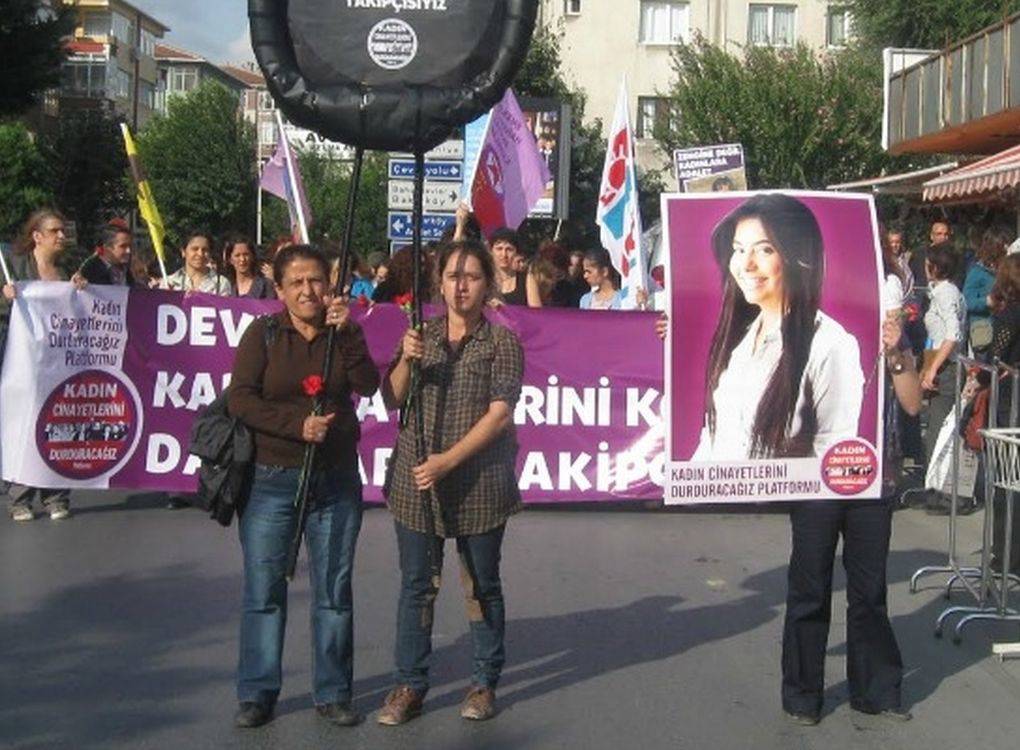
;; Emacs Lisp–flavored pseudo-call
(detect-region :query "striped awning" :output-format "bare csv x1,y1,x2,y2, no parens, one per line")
923,143,1020,201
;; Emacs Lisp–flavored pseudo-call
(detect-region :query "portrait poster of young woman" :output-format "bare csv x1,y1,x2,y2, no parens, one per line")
661,192,884,505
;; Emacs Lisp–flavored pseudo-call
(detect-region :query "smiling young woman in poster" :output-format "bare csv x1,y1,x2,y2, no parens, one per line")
692,194,865,460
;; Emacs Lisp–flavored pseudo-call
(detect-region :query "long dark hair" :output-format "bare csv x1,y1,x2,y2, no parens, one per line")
221,233,254,283
990,254,1020,312
583,247,621,289
705,194,825,458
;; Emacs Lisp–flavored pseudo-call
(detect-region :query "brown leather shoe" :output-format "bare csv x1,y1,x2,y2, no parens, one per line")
377,685,423,726
460,686,496,721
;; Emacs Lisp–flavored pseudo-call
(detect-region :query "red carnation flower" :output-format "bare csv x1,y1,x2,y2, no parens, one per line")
302,374,325,397
357,293,370,307
393,292,413,307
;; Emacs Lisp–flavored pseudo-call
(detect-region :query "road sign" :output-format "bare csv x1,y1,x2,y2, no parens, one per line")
388,181,462,213
393,139,465,161
388,159,463,182
387,212,456,242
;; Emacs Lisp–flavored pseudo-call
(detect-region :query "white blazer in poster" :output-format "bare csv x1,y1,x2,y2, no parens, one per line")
662,191,884,504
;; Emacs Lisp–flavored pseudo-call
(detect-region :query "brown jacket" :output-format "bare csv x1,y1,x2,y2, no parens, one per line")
228,311,380,471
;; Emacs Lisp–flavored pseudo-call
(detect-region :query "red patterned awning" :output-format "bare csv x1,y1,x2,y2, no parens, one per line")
923,143,1020,201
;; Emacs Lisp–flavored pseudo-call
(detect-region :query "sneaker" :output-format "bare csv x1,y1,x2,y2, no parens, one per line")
460,686,496,721
851,706,912,722
315,702,361,726
10,506,34,522
48,506,70,521
377,685,423,726
234,701,273,728
784,710,820,726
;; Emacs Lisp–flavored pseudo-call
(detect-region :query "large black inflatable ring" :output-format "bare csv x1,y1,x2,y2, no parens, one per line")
249,0,540,153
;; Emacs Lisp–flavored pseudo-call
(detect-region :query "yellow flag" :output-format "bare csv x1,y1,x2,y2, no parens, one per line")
120,123,167,271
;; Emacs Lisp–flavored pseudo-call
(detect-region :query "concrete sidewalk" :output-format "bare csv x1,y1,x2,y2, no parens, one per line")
1,492,1018,749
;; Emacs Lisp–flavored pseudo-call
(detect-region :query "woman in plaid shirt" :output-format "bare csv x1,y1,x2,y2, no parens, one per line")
378,239,524,726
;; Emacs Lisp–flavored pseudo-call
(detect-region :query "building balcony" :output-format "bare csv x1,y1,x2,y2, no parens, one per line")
884,11,1020,155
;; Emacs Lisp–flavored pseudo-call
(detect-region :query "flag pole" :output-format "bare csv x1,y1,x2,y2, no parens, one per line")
409,150,441,586
256,150,264,247
154,237,169,286
120,123,169,286
275,110,310,244
0,247,12,286
285,145,365,581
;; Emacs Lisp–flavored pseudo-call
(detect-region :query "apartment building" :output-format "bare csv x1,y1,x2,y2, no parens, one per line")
153,43,251,115
60,0,168,129
539,0,851,177
220,63,279,161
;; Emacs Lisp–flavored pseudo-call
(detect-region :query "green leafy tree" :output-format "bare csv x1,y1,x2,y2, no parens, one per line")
513,24,662,247
845,0,1020,50
659,38,902,190
0,0,74,115
137,80,257,255
261,149,390,258
41,109,130,264
0,123,52,240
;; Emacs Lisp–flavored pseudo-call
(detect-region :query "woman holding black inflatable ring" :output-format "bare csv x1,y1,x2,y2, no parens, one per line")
377,239,524,726
227,244,379,729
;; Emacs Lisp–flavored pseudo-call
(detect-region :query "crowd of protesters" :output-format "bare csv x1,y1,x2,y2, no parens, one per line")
2,202,1019,732
881,219,1020,517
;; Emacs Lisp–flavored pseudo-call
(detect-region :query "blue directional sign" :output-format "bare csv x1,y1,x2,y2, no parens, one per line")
388,159,463,182
387,212,457,242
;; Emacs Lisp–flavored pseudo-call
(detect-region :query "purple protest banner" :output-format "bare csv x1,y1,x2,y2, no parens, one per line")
662,191,885,504
1,286,665,503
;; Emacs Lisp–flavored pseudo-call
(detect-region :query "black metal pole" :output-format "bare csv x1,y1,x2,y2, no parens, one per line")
409,150,441,582
285,146,365,581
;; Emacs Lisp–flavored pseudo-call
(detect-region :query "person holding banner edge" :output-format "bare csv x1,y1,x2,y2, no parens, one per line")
2,209,80,522
227,244,379,729
378,239,524,725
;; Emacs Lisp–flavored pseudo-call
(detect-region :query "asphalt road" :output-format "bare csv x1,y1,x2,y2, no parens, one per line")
2,491,1019,750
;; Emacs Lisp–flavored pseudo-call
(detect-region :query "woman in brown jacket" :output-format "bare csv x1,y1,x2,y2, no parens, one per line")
227,244,379,729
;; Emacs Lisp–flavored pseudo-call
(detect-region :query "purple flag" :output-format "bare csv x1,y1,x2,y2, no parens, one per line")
260,116,312,243
470,89,551,237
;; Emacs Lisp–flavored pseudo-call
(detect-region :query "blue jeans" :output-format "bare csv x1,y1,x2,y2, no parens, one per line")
237,464,363,706
393,521,506,693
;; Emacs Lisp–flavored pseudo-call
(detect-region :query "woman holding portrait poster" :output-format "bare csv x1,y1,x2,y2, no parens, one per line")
665,192,907,724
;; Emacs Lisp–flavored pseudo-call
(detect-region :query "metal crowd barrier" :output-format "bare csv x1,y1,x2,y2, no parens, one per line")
936,362,1020,643
910,356,1020,643
909,357,985,597
984,425,1020,660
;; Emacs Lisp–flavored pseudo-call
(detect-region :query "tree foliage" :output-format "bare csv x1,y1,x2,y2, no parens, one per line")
512,24,663,248
844,0,1020,50
261,149,390,258
659,39,901,190
0,0,74,116
137,81,257,253
42,109,130,262
0,122,52,240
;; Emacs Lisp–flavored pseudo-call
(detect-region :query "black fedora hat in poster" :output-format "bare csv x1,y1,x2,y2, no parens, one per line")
249,0,540,153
